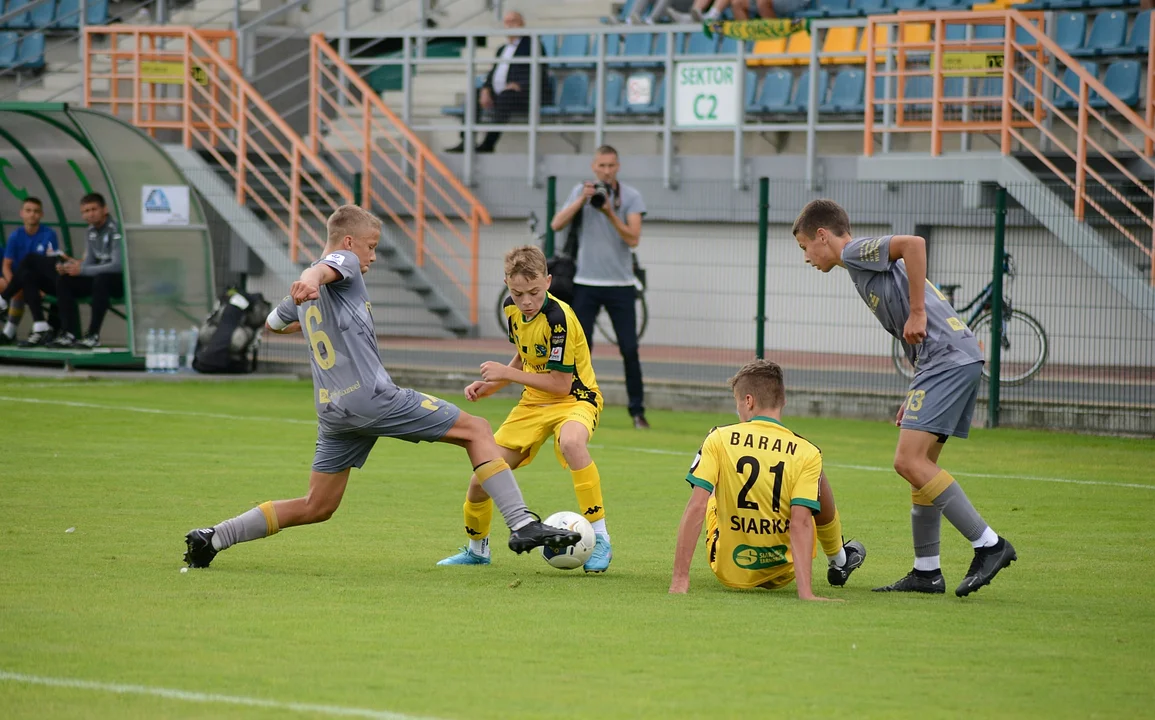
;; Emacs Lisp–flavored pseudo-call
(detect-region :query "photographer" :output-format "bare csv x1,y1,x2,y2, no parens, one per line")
550,146,650,429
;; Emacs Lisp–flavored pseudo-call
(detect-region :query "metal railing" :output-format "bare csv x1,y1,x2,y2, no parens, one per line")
863,9,1155,284
311,33,491,325
83,25,354,262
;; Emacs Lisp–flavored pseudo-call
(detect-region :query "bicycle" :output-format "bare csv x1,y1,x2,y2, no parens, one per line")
891,252,1049,386
494,212,649,347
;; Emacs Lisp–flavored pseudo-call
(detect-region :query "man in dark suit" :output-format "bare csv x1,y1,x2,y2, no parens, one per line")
446,11,551,154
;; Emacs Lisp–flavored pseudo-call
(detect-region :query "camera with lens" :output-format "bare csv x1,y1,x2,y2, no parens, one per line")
589,181,611,209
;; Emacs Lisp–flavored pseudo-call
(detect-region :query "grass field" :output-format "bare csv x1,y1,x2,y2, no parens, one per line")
2,376,1154,720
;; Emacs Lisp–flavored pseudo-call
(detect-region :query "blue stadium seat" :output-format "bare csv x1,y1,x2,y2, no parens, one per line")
602,0,638,24
15,31,43,69
744,70,761,112
973,24,1004,40
54,0,107,28
1012,67,1036,107
791,69,830,112
28,0,52,28
719,37,741,55
621,33,660,68
823,0,874,18
945,24,967,41
925,0,961,9
800,0,852,17
540,34,557,59
757,69,794,113
820,68,866,112
856,0,889,12
903,74,933,112
542,73,593,116
685,32,717,55
439,75,484,118
1054,12,1089,53
1091,59,1141,106
556,34,591,68
605,72,626,114
0,31,17,66
889,0,924,10
943,76,966,98
1071,11,1128,56
4,0,32,29
1117,9,1151,54
1054,61,1097,108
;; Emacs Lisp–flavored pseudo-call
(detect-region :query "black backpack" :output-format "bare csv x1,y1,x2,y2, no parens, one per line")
192,289,271,374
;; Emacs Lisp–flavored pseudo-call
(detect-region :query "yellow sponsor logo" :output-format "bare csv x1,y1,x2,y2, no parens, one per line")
938,51,1004,76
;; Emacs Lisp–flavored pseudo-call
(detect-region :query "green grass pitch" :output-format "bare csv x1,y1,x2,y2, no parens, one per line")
2,377,1153,719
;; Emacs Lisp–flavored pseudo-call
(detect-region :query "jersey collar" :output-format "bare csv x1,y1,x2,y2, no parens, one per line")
750,415,785,427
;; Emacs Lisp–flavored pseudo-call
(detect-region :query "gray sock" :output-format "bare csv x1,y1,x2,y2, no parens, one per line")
911,504,942,559
931,482,989,543
212,507,269,551
480,468,533,531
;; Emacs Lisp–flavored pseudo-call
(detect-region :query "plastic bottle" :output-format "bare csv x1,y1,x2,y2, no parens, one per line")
166,329,179,373
146,328,158,373
184,326,199,372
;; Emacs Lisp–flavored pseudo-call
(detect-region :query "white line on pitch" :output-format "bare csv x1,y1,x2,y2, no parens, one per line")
10,394,1152,493
0,670,439,720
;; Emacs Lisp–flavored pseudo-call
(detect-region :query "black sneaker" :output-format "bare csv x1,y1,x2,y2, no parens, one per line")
183,528,219,568
507,512,582,555
827,539,867,587
49,331,77,348
956,537,1017,597
0,332,14,345
78,333,101,349
873,568,946,594
19,328,54,347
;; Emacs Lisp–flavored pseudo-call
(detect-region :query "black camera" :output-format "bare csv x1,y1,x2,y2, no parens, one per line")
589,181,610,209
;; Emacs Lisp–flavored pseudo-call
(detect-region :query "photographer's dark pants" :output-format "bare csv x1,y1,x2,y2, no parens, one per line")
573,283,645,418
56,272,124,336
456,88,528,152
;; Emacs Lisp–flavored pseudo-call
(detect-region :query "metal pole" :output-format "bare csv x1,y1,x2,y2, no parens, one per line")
594,30,606,149
233,0,242,71
733,40,745,190
661,31,674,189
78,0,87,61
988,184,1007,428
805,26,819,190
755,177,769,359
464,35,476,186
544,175,557,257
527,38,540,188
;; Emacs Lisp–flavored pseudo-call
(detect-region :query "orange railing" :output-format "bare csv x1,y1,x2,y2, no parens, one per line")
84,26,353,263
308,35,491,326
864,10,1155,283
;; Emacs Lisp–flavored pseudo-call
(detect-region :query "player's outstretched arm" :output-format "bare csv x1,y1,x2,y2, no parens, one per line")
889,235,929,345
290,264,341,305
789,505,839,602
479,359,573,397
670,486,710,594
466,355,522,401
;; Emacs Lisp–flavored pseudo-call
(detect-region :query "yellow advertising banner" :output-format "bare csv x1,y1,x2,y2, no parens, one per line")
938,51,1005,76
140,61,209,86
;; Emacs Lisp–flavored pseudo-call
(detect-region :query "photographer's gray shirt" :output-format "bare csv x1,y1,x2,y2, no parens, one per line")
562,181,646,287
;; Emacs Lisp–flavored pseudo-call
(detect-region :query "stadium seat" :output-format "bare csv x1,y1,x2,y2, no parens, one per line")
615,33,653,68
791,69,830,112
973,24,1005,40
820,68,867,111
556,34,591,68
603,33,620,57
15,31,43,70
943,76,966,98
925,0,962,8
781,28,812,66
945,24,967,41
719,37,741,55
1054,60,1097,108
822,26,860,64
889,0,924,10
542,73,593,116
1091,59,1141,106
756,69,795,112
800,0,852,18
748,38,787,66
439,75,484,118
603,0,638,24
54,0,106,27
0,31,17,66
605,72,626,114
1117,9,1151,54
855,0,889,13
903,23,932,45
1054,13,1089,53
28,0,53,28
625,72,665,115
4,0,32,29
1071,11,1128,56
540,35,558,59
744,70,761,112
903,74,933,112
685,32,717,55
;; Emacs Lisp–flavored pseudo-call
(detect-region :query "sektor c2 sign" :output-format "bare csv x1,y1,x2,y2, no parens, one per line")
674,61,740,129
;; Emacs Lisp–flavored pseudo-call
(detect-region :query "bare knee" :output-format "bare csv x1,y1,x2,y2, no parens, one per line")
893,449,920,482
303,493,341,523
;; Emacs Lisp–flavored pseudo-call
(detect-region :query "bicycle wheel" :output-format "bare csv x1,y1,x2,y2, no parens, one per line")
971,309,1049,386
891,337,917,381
494,287,511,336
595,291,648,346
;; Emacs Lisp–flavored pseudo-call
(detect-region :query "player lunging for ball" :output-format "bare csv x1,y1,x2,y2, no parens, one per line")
792,199,1016,597
437,246,612,572
670,360,866,599
183,207,580,568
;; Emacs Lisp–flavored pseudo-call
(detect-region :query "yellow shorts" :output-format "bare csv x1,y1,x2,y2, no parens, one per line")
494,400,600,469
705,495,798,590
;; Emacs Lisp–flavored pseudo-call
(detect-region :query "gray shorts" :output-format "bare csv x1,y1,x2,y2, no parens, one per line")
900,361,983,440
312,388,462,473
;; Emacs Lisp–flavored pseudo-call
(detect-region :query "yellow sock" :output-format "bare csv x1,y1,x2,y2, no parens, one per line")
920,470,956,503
474,458,510,482
463,498,493,541
258,501,280,536
816,509,844,559
571,462,605,524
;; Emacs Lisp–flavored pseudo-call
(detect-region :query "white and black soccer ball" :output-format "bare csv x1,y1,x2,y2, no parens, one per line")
539,511,596,570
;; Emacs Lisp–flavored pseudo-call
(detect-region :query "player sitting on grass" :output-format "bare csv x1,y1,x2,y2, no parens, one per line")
183,207,581,569
437,245,613,572
670,360,866,599
791,199,1016,598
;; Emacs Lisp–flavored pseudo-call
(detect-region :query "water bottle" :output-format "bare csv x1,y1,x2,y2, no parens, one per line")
166,329,179,373
146,328,158,373
183,326,199,372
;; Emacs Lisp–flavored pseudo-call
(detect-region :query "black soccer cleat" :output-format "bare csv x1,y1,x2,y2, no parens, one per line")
827,539,867,587
955,537,1017,597
873,568,947,594
507,513,582,555
183,528,219,568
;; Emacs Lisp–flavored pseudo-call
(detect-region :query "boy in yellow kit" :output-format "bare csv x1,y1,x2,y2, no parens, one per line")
438,246,612,572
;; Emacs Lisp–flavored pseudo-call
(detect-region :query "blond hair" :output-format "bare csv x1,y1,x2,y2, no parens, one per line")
326,205,382,248
504,245,548,280
729,360,786,411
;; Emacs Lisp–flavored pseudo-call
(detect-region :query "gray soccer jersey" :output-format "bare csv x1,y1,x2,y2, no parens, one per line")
273,250,399,427
841,236,983,375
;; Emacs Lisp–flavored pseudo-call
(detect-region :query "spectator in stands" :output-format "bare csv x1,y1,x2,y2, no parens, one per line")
628,0,696,23
752,0,813,18
550,146,650,430
47,193,124,349
0,197,60,345
668,0,739,23
445,10,551,154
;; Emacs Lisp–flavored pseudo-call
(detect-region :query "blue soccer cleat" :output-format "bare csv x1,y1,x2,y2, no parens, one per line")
436,546,491,566
583,535,613,573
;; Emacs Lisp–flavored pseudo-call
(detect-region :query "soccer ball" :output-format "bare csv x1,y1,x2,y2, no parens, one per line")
539,511,596,570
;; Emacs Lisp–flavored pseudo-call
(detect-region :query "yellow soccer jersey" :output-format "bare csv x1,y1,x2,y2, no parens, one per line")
686,417,823,589
503,293,601,408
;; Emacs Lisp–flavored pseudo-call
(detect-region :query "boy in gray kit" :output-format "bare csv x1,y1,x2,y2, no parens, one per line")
183,205,580,569
792,199,1016,598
